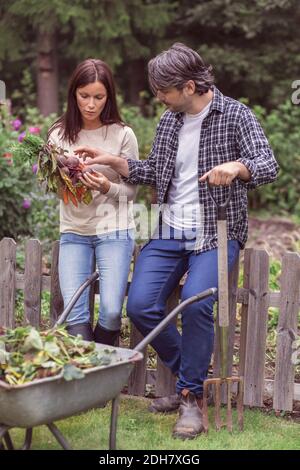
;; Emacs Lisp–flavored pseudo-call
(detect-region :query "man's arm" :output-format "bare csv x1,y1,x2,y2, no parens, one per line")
75,123,162,187
235,106,279,189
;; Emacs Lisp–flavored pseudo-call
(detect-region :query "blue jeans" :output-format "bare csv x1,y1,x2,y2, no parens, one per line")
127,226,240,396
59,230,135,331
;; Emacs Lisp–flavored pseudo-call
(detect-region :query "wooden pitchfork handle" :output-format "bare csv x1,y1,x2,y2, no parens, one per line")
207,182,233,378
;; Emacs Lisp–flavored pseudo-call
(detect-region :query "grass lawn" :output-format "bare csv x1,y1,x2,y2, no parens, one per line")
9,395,300,450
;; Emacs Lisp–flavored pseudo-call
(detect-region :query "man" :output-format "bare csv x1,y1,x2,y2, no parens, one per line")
76,43,279,439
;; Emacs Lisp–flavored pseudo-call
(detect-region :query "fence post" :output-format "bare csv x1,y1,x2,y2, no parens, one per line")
24,239,42,327
243,249,269,407
49,240,64,325
273,252,300,411
239,249,252,378
0,238,16,328
128,245,148,396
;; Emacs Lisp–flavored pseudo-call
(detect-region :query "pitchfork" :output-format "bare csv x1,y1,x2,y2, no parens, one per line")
202,182,244,433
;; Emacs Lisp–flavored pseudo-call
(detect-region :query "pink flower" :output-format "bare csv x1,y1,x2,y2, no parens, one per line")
22,199,31,209
2,152,13,166
18,131,26,142
32,163,38,174
29,126,41,135
12,119,22,131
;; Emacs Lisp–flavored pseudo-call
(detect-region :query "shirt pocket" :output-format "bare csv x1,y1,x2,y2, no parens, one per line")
212,142,237,165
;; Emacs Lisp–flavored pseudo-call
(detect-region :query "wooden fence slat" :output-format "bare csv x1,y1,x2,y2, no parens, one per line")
155,286,179,397
273,252,300,411
243,250,270,407
0,238,16,328
49,241,64,325
128,245,148,395
239,248,252,377
24,239,42,327
213,254,240,376
213,254,240,403
128,325,148,395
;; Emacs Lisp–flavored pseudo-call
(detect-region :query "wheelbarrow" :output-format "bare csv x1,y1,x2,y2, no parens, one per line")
0,272,216,450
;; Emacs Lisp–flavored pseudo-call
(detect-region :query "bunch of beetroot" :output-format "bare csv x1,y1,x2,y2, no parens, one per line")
55,153,95,206
11,134,93,207
56,154,92,185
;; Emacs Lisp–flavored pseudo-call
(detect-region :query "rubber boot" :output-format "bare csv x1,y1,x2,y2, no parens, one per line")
66,322,94,341
94,324,120,346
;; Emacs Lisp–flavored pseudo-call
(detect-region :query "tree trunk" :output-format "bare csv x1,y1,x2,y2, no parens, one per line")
37,29,58,116
124,58,147,105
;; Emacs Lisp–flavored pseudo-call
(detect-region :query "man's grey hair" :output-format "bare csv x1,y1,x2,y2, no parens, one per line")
148,43,214,96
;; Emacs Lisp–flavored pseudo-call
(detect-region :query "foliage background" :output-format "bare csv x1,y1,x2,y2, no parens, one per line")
0,0,299,241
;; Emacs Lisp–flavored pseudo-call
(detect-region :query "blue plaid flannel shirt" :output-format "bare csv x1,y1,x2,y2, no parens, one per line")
124,86,279,253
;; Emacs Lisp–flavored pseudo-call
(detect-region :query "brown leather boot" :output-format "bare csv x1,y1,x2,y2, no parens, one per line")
172,389,204,440
148,393,181,413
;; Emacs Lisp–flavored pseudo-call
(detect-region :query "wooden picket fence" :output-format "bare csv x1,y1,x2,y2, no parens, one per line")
0,237,299,412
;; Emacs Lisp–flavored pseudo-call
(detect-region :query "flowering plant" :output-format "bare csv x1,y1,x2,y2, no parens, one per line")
11,134,93,207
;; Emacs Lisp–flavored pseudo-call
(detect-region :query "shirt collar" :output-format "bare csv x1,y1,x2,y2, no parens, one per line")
174,86,225,122
210,86,225,114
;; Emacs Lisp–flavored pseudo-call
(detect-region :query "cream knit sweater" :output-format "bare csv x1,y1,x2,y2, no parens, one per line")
49,124,139,235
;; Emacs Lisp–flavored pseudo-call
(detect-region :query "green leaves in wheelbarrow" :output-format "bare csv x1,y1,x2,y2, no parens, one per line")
0,326,121,386
23,328,43,352
63,364,85,381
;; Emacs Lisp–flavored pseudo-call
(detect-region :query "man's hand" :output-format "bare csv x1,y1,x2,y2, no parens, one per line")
80,170,111,194
199,161,251,186
74,146,129,177
74,146,112,166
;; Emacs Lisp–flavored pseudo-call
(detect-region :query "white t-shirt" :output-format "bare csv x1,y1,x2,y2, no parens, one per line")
162,101,211,231
49,124,139,236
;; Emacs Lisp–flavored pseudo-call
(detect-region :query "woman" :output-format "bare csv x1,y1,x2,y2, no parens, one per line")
48,59,138,345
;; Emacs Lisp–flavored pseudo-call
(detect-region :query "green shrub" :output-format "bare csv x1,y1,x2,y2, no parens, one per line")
249,100,300,217
0,103,59,242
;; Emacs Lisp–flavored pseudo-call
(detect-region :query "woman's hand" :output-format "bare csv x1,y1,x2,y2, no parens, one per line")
80,170,111,194
74,146,112,166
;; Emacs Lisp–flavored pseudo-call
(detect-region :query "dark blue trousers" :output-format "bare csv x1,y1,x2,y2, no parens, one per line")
127,227,240,396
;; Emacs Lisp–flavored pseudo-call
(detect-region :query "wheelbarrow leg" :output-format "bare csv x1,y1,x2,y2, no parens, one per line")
3,431,14,450
47,423,72,450
109,395,120,450
0,425,33,450
0,425,13,450
20,428,33,450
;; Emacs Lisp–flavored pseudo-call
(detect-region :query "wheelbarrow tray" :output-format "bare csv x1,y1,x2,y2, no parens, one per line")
0,343,142,428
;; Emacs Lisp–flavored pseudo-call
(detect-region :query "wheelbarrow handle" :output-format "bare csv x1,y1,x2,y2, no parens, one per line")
54,271,99,327
134,288,217,353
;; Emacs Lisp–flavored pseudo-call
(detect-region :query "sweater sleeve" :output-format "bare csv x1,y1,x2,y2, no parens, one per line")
105,126,139,201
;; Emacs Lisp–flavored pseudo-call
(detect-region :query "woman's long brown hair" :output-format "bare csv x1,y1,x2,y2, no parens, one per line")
49,59,123,144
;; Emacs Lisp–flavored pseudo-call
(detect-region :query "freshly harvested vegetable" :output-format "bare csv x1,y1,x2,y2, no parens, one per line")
0,326,120,386
11,134,94,206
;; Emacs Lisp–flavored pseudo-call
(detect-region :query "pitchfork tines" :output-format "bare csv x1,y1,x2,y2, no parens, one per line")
202,376,244,433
